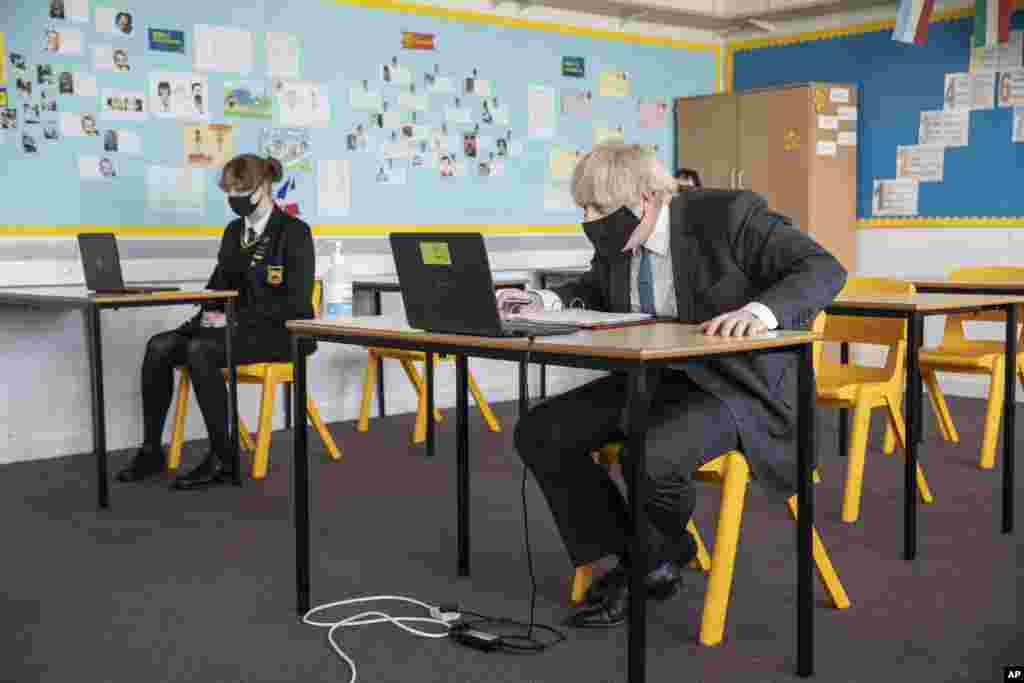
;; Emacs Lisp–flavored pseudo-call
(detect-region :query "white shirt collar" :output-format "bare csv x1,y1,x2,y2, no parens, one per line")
245,205,273,238
641,203,670,256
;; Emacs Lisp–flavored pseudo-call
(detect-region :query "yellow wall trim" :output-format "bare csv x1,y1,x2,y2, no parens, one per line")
325,0,719,52
0,224,584,237
858,217,1024,229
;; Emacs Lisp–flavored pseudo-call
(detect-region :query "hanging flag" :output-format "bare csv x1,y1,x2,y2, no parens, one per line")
973,0,1012,47
275,176,300,216
893,0,936,44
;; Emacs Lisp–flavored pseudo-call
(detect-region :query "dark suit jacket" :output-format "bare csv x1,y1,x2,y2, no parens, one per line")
551,189,847,493
187,206,316,355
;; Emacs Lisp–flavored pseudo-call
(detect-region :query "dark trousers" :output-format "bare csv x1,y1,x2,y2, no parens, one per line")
514,368,739,570
141,326,290,459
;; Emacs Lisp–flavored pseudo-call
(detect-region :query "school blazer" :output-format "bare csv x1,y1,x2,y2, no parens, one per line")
551,189,847,493
201,206,317,353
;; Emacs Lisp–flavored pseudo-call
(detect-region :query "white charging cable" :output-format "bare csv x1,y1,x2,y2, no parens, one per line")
302,595,461,683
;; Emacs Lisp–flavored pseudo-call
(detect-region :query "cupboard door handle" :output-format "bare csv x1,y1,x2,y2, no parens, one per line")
737,170,745,189
730,168,737,189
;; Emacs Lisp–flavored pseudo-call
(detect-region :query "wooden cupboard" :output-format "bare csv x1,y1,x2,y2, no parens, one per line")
676,82,857,272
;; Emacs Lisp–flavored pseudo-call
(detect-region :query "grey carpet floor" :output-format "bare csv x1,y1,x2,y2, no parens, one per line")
1,395,1020,683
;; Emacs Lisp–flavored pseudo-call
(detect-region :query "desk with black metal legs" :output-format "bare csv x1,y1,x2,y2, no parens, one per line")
289,318,822,680
0,287,241,509
826,292,1023,559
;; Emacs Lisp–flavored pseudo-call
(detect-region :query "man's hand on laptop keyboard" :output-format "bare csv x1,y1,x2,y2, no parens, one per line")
496,288,543,320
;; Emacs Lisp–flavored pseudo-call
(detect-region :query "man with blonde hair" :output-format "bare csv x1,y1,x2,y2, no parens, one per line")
498,143,846,628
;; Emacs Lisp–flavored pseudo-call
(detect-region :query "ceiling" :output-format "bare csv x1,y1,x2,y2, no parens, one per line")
535,0,899,34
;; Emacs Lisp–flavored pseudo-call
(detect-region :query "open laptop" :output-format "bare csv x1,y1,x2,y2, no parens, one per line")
390,232,579,337
77,233,180,294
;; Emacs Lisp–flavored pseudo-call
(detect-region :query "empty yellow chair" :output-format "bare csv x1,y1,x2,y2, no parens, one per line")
357,350,501,444
887,266,1024,470
570,443,850,647
814,277,933,523
167,281,342,479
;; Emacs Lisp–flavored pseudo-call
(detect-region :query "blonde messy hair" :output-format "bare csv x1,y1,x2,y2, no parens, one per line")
570,143,678,216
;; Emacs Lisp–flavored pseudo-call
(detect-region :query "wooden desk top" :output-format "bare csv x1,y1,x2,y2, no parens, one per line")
830,292,1024,313
286,316,819,361
352,273,530,292
910,278,1024,293
0,287,237,307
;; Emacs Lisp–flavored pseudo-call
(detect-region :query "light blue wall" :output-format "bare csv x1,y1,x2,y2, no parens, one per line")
1,1,716,229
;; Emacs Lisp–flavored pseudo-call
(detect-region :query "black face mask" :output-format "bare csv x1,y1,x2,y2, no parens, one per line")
582,205,641,259
228,188,260,218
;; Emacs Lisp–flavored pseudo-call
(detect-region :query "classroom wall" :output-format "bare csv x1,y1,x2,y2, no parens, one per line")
0,0,718,464
728,0,1024,403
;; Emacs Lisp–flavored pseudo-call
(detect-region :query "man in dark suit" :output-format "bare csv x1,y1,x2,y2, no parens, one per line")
497,143,846,627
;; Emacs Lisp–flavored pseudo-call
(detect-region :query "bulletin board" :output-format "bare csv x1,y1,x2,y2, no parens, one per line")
0,0,718,235
729,6,1024,226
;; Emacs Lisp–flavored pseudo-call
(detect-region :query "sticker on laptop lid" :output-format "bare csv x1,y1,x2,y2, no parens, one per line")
420,242,451,266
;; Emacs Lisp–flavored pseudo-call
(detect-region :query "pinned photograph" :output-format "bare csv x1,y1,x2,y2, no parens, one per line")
23,103,41,124
184,123,235,168
381,56,411,86
80,155,119,179
45,29,61,53
10,53,27,72
43,121,60,141
259,127,312,174
438,153,464,178
58,71,73,94
37,64,54,85
97,8,134,36
50,0,66,19
150,73,209,121
104,128,118,151
345,123,369,151
104,127,141,154
561,89,593,117
101,89,147,120
44,28,84,55
83,113,98,135
463,131,478,158
350,80,383,112
17,78,32,97
22,132,39,155
0,108,18,129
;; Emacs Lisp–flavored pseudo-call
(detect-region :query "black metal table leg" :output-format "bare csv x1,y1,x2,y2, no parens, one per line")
283,387,292,430
293,337,311,615
904,313,924,560
623,369,651,683
84,305,109,510
838,342,849,458
797,343,816,677
1003,303,1016,534
425,353,435,458
374,291,385,418
224,299,241,486
455,355,469,577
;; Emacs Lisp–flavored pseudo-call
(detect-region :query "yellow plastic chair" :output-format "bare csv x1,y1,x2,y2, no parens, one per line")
357,350,501,444
570,443,850,647
167,281,342,479
814,277,934,523
884,266,1024,470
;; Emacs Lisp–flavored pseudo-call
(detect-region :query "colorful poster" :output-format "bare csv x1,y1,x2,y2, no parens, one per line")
918,110,969,147
896,145,944,182
0,88,6,107
100,88,146,120
224,81,271,119
562,56,585,78
149,29,185,54
194,25,253,74
146,166,206,214
318,159,351,216
638,99,668,128
183,123,234,168
150,72,209,120
872,178,919,216
527,84,555,138
272,80,330,128
598,69,630,98
259,127,312,174
266,32,301,79
401,32,435,50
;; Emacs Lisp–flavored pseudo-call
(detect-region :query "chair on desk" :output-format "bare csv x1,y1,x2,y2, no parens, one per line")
167,281,342,479
570,443,850,647
357,350,501,444
882,266,1024,470
814,277,934,523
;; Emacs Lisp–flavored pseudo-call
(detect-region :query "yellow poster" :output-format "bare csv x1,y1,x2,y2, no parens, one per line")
0,33,7,84
183,123,235,168
548,146,582,181
598,69,630,98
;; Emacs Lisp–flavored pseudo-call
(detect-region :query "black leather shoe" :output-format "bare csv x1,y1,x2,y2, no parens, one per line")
568,571,629,628
116,446,166,482
582,559,686,606
171,454,236,491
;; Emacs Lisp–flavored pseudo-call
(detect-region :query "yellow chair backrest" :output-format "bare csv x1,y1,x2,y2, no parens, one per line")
946,266,1024,327
824,276,916,346
312,279,322,318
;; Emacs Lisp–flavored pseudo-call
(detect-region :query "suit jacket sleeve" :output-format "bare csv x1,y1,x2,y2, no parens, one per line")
732,210,847,329
241,219,315,325
549,256,608,310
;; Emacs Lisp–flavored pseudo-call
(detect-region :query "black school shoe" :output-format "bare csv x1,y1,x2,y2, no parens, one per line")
170,452,236,490
568,559,687,628
115,445,167,482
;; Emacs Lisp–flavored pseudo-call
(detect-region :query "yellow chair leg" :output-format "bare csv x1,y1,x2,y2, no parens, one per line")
883,395,934,504
357,352,378,433
307,396,342,461
923,370,959,443
979,357,1005,470
699,453,749,647
236,414,256,453
786,495,851,610
882,390,900,456
399,358,443,423
467,369,502,433
250,376,277,479
840,400,872,523
401,359,429,445
687,519,711,573
570,564,594,606
168,369,191,471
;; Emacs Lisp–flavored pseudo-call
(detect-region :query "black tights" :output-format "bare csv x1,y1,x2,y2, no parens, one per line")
141,331,233,458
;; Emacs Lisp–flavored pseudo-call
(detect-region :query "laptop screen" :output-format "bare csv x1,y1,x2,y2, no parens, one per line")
77,233,126,291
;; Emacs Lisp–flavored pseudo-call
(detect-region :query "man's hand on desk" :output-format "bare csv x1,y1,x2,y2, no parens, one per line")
201,311,227,328
496,288,543,320
699,310,768,337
